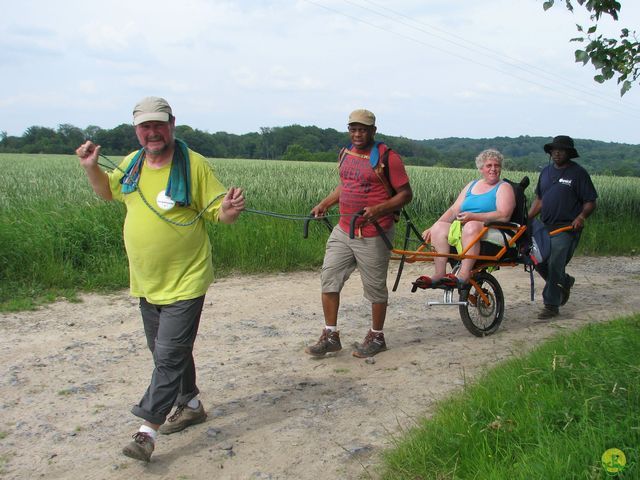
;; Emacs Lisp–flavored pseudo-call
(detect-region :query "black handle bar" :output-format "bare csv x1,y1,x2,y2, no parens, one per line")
349,210,394,250
303,214,333,238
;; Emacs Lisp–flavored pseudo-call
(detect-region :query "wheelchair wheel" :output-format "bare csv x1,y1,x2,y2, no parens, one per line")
459,271,504,337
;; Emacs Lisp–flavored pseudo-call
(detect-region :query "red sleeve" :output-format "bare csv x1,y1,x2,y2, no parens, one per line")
387,149,410,190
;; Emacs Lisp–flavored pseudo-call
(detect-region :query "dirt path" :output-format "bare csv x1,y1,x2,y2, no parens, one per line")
1,257,639,480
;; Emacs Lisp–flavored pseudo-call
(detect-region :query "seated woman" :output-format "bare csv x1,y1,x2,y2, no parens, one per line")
421,149,516,287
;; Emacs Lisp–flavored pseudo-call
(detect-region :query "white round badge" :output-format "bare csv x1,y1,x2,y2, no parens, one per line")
156,191,175,210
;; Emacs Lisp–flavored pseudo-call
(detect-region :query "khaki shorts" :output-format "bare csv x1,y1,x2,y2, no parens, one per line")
321,226,393,304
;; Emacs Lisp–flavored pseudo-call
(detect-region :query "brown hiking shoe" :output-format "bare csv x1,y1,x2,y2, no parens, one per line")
352,330,387,358
159,402,207,435
122,432,154,462
304,329,342,356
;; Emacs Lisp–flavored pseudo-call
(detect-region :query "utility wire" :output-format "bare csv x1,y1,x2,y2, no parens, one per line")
302,0,640,120
357,0,640,113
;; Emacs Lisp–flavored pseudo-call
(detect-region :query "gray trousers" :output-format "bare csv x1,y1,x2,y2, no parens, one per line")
536,231,581,307
131,295,204,425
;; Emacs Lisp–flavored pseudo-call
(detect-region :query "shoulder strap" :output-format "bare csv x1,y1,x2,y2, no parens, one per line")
339,141,384,168
338,146,349,167
369,141,382,169
376,145,401,221
339,142,395,197
377,145,394,197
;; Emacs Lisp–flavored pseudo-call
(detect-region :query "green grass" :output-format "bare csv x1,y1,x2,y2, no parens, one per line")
379,314,640,479
1,153,638,310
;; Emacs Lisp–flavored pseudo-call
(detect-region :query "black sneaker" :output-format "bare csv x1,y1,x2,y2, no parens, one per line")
305,329,342,356
537,305,559,320
122,432,155,462
352,330,387,358
559,275,575,306
159,402,207,435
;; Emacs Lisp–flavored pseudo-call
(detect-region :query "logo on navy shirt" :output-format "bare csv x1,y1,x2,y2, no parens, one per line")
559,178,572,186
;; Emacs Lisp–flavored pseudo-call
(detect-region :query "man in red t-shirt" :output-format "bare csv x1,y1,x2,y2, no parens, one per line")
305,109,413,358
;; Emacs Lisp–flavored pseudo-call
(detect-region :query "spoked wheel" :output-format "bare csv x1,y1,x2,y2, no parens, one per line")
459,271,504,337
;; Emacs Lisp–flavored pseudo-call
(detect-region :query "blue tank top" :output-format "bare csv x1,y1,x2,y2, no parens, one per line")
460,180,502,213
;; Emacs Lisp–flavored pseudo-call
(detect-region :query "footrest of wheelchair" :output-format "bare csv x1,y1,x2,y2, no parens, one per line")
428,300,468,307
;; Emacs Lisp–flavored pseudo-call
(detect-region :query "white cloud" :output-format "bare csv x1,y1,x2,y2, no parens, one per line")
0,0,639,143
78,81,98,94
81,22,137,52
232,65,325,92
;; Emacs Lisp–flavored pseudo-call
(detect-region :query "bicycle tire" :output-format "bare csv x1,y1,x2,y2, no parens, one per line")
459,271,504,337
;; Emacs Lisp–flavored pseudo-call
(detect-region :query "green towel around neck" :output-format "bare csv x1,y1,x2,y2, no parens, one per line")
120,138,191,206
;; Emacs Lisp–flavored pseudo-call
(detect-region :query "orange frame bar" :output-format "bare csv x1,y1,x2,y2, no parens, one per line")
391,224,527,265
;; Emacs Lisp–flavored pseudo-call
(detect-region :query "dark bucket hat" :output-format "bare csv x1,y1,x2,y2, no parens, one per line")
543,135,579,158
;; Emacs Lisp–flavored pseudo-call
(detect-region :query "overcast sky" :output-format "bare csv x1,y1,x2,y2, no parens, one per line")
2,0,639,144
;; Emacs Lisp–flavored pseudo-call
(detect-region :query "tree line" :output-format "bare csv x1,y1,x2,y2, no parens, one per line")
1,123,638,177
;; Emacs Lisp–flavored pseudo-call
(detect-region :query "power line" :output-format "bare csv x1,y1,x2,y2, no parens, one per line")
301,0,640,120
357,0,640,113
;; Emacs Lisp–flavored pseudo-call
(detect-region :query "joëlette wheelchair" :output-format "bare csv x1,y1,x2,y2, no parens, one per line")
304,176,573,337
389,177,533,337
360,177,572,337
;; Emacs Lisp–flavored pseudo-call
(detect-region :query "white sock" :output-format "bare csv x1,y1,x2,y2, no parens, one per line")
324,325,337,332
371,328,383,333
187,397,200,409
139,424,157,441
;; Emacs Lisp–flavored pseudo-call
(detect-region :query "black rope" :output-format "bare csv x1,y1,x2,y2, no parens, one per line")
98,154,223,227
98,154,343,229
243,208,346,221
97,154,425,239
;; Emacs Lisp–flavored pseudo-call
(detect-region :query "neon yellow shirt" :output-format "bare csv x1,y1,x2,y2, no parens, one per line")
108,148,226,304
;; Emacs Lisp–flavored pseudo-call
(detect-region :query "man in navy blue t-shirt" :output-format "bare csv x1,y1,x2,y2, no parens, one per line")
528,135,598,319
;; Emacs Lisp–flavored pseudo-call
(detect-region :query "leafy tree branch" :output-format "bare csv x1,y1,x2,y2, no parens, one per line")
543,0,639,95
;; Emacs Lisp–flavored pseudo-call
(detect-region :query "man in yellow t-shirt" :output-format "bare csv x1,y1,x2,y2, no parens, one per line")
76,97,245,462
